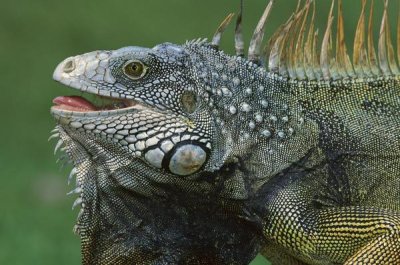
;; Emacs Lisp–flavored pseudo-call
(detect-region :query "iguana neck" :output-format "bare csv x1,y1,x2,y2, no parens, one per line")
184,44,321,198
187,43,311,155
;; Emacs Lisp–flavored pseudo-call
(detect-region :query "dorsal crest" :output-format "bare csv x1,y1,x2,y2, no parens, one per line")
211,0,400,81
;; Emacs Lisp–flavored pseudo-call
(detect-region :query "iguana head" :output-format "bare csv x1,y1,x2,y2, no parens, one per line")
52,43,218,176
51,40,265,263
51,0,277,193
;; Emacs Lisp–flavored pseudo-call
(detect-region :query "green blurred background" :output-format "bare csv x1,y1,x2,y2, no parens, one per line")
1,0,398,264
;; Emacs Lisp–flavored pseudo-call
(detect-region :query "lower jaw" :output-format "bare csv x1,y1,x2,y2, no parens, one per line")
52,93,138,113
50,104,148,120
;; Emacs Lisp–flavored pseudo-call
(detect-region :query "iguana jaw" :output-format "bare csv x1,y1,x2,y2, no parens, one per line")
52,94,136,112
51,50,156,117
50,94,147,118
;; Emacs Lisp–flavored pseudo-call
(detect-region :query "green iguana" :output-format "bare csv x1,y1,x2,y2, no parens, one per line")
50,0,400,264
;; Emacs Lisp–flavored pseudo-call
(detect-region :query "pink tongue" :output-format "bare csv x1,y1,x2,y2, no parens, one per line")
53,96,98,111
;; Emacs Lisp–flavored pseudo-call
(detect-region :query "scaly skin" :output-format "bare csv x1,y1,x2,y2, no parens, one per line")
51,3,400,265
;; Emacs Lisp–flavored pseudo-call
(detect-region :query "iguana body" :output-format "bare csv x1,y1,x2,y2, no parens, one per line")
50,1,400,264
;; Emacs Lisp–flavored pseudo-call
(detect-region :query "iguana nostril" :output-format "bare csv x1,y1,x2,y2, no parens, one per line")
63,59,75,73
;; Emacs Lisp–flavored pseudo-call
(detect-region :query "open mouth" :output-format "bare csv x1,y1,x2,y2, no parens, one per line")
51,52,146,114
52,94,138,113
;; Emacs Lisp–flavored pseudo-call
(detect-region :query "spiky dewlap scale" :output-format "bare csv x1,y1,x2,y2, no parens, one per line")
50,0,400,264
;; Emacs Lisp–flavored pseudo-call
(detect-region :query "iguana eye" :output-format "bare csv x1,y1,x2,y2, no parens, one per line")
123,60,148,80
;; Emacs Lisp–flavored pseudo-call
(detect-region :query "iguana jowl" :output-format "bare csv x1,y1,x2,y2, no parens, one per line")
50,0,400,264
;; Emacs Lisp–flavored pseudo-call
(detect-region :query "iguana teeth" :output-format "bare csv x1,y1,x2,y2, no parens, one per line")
48,133,60,141
67,187,82,196
68,167,78,185
72,197,83,210
54,139,64,155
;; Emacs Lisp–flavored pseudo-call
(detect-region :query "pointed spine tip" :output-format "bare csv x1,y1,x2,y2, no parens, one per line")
48,133,60,141
211,13,235,48
235,0,245,57
54,139,64,155
353,0,368,76
68,167,78,185
368,0,380,75
248,0,274,64
320,0,335,80
72,197,83,210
